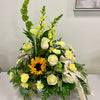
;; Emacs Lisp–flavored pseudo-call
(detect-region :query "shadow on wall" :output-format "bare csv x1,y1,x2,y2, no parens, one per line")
0,54,10,72
88,50,100,74
74,10,100,17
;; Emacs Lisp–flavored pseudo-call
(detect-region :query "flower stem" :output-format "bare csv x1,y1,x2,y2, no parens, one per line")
33,37,37,56
24,96,25,100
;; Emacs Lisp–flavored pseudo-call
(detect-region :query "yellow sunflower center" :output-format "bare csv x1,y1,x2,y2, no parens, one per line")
28,57,46,75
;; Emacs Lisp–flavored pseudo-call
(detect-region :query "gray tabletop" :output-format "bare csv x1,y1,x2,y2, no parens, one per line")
0,72,100,100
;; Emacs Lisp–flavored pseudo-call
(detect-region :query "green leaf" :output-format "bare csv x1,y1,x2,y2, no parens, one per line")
23,30,33,41
62,84,69,96
81,71,87,78
42,30,49,38
75,62,84,71
19,86,29,96
58,80,62,91
78,78,88,94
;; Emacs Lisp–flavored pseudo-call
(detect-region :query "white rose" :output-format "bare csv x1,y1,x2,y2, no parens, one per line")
62,74,74,83
47,74,57,85
48,55,58,66
41,37,50,49
30,29,38,36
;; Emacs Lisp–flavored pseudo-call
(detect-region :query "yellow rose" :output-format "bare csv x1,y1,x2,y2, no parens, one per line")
69,64,77,72
21,73,29,83
36,80,44,91
62,74,74,83
10,72,14,80
41,37,50,49
48,55,58,66
30,29,38,36
55,41,65,47
47,74,57,85
21,83,28,88
53,49,61,54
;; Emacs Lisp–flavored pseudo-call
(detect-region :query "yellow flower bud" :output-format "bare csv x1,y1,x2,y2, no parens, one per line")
10,72,14,80
49,47,53,53
43,23,46,28
50,40,53,46
48,32,52,39
39,30,43,35
36,25,40,29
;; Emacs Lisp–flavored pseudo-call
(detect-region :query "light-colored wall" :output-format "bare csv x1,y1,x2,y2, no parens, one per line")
0,0,100,74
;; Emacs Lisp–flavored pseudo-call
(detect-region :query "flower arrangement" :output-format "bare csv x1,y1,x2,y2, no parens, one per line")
8,0,90,100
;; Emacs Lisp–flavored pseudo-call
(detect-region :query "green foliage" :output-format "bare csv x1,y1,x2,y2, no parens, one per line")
75,62,85,71
23,30,34,41
78,78,88,94
42,30,49,38
20,86,29,96
51,14,63,28
81,71,87,78
8,0,89,100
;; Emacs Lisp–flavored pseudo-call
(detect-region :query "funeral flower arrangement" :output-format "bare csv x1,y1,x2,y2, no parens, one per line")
8,0,90,100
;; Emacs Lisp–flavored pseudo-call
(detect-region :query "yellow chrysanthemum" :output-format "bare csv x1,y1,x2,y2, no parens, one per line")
55,41,65,47
53,49,61,54
36,80,44,91
69,64,77,72
65,50,72,59
28,57,46,75
68,44,75,53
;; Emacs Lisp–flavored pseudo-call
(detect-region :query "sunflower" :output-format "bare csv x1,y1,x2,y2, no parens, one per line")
28,57,46,75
